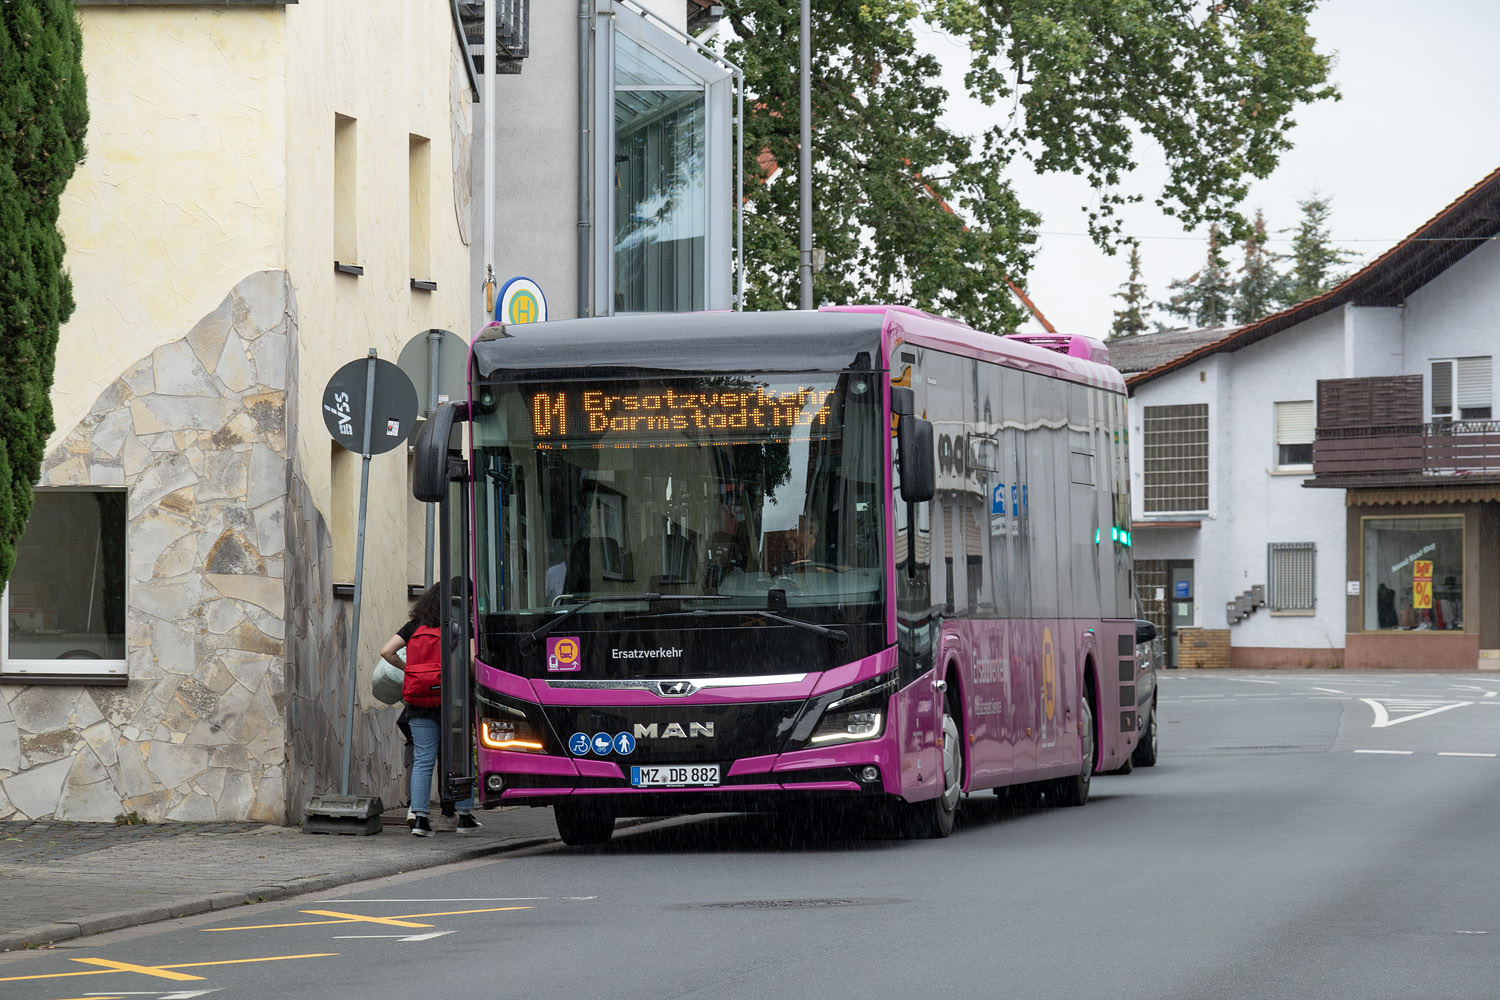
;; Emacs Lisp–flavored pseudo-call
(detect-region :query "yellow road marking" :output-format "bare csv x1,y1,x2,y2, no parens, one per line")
205,904,532,932
0,952,337,983
70,957,202,980
300,909,433,928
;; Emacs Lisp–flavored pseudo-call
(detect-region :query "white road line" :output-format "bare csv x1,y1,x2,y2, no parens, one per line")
1437,752,1498,758
1362,698,1473,728
1354,749,1415,755
333,931,455,942
1312,687,1345,694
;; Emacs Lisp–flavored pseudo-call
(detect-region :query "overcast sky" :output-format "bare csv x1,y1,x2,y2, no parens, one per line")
920,0,1500,336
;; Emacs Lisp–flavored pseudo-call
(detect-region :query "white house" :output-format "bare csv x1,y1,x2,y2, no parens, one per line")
1113,166,1500,671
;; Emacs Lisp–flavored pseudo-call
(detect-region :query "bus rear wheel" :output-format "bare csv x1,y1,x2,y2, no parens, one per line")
554,801,616,846
905,701,960,839
1132,699,1159,767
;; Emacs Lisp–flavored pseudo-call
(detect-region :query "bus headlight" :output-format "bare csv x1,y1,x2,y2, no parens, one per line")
797,676,894,748
479,716,545,752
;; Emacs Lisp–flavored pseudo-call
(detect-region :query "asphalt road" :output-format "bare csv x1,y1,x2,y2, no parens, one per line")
2,670,1496,1000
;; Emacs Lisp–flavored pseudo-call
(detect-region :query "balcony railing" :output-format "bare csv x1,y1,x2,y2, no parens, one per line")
1313,420,1500,479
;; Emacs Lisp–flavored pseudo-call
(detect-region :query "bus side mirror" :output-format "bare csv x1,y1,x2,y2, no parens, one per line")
898,415,935,503
1135,619,1157,645
413,401,470,502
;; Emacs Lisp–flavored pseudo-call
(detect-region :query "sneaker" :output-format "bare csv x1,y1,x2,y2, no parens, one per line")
406,808,417,830
411,815,433,837
455,813,482,835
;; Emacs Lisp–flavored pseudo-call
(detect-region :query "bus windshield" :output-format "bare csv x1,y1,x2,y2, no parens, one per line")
470,371,886,671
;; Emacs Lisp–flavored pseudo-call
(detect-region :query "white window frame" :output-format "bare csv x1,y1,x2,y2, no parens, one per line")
0,488,128,681
1274,400,1314,470
593,2,741,315
1430,356,1493,423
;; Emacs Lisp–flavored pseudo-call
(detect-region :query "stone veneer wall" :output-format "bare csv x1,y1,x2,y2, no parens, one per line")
0,272,295,822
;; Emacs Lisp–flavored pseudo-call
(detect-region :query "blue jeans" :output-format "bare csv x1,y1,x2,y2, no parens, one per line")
407,714,473,817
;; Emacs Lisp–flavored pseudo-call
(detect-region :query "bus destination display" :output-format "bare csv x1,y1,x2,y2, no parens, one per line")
530,384,838,445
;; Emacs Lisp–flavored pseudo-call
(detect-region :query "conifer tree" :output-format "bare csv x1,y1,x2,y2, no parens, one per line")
1233,210,1285,323
1159,224,1234,328
0,1,88,590
1109,245,1149,338
1281,192,1357,305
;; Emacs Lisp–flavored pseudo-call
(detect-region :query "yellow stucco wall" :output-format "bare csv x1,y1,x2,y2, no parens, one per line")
284,1,474,605
58,2,473,668
55,8,288,444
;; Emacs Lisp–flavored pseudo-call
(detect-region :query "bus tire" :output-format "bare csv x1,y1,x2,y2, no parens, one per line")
1049,695,1093,807
1132,699,1159,767
906,697,961,838
554,801,615,846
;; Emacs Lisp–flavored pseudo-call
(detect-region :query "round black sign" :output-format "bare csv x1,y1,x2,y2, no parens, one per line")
321,356,419,455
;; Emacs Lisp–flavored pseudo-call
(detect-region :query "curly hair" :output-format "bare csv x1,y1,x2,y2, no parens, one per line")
410,583,444,628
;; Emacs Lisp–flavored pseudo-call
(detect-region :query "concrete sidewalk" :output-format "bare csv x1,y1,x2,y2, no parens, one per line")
0,805,564,952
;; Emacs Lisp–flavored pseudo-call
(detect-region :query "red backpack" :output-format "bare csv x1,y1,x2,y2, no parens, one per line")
402,625,443,707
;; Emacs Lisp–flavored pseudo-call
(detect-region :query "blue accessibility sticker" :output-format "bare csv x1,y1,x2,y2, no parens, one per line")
568,732,591,756
591,732,614,755
613,732,636,755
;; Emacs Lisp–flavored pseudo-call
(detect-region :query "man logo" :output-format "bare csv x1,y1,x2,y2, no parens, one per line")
657,680,698,697
633,722,715,739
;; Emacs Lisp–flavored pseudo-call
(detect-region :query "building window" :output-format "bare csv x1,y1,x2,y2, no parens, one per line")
334,114,359,269
1142,404,1209,513
1274,400,1314,468
1430,357,1492,422
595,8,737,314
1,490,127,680
1267,542,1315,612
1362,515,1463,631
408,134,432,284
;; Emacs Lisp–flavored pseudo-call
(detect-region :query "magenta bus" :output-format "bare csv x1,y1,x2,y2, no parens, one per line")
412,306,1148,845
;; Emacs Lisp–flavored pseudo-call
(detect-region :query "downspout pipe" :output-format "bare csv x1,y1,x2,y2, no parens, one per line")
448,0,480,101
578,0,593,317
484,1,496,313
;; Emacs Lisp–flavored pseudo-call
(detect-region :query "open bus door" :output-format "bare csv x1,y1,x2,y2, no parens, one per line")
413,401,475,806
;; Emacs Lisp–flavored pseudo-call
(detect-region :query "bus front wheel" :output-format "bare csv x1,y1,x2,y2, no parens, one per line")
554,801,616,846
905,701,960,839
1049,696,1093,807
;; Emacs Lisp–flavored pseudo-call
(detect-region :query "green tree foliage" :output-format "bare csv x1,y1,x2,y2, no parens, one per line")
0,1,88,590
1159,223,1234,328
724,0,1335,330
724,2,1038,331
1281,191,1357,304
1109,245,1149,338
1233,209,1285,323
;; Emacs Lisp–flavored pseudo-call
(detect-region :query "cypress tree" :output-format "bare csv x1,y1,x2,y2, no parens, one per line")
0,1,88,590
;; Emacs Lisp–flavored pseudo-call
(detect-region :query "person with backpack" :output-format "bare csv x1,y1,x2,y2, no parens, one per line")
379,583,480,837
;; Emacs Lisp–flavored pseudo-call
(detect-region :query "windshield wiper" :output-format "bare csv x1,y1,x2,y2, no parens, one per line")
610,607,850,649
519,593,729,654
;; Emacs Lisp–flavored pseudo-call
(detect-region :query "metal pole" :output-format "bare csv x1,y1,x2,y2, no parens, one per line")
484,0,497,314
799,0,813,310
578,0,593,317
340,349,379,796
423,329,441,587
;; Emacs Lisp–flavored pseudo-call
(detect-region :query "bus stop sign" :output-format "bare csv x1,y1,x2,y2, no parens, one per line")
322,356,418,455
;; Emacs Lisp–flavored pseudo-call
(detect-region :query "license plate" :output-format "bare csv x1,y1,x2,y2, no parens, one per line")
631,765,720,788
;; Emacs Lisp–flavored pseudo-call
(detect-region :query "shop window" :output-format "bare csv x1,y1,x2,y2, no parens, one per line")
595,6,736,314
1362,515,1463,632
1,490,127,680
1142,404,1208,513
1267,542,1315,612
1274,400,1314,468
